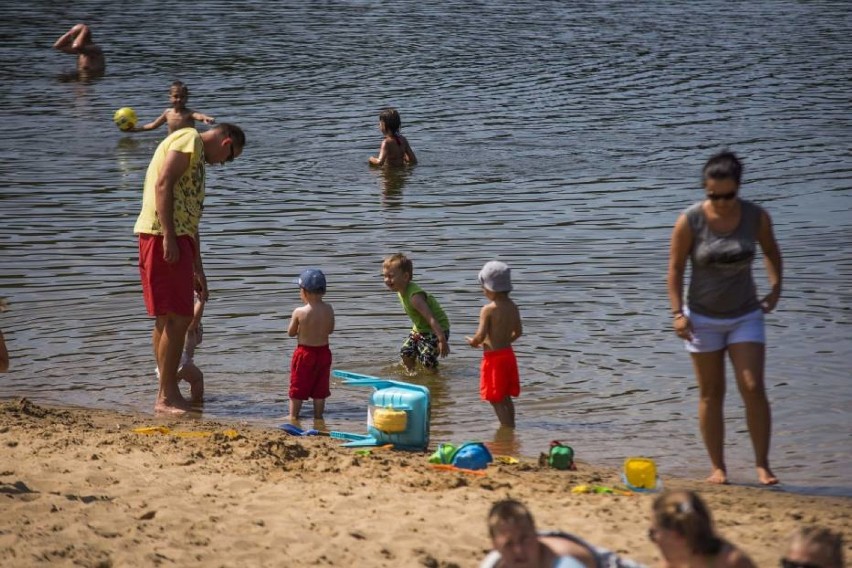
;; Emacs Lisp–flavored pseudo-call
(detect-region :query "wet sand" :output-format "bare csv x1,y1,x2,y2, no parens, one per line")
1,399,849,567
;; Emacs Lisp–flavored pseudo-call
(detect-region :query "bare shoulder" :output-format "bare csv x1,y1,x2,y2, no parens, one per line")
721,543,756,568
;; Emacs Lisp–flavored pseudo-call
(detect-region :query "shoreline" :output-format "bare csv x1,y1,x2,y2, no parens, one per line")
2,398,850,566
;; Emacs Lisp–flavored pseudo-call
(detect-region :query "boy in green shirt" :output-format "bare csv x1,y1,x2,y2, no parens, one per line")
382,253,450,371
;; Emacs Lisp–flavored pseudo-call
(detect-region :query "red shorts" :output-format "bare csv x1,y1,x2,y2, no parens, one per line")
290,344,332,400
138,234,195,317
480,346,520,403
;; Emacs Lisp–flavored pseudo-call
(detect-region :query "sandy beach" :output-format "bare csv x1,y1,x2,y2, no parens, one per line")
0,398,849,567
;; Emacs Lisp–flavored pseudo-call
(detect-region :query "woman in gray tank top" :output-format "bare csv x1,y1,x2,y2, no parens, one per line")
666,151,783,487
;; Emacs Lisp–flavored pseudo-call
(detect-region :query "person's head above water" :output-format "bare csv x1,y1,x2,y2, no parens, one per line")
170,81,190,109
379,107,402,135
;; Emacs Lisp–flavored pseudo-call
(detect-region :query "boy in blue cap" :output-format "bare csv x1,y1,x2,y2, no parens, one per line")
287,269,335,422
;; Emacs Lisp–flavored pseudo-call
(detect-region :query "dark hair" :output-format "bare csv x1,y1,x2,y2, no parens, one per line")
702,150,742,185
379,108,402,134
213,123,246,150
487,500,535,537
383,253,413,278
653,491,723,556
789,526,844,568
170,80,189,95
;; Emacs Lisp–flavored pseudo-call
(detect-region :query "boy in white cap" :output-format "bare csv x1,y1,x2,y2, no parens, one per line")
287,269,335,422
466,261,523,427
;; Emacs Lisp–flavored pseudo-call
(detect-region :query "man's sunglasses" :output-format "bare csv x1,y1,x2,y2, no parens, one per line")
707,191,737,201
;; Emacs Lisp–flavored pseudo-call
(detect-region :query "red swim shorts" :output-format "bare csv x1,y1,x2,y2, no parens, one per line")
138,234,195,317
480,346,520,403
290,344,332,400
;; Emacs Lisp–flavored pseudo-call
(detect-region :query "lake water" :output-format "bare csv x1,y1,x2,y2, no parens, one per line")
1,1,850,495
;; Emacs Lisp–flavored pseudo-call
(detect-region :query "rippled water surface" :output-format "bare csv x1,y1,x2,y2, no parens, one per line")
1,1,850,495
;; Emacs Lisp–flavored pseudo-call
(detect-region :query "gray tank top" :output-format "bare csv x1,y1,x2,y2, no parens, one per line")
686,199,762,318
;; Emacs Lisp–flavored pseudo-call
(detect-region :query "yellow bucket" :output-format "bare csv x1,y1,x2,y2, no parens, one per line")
372,407,408,433
623,457,658,490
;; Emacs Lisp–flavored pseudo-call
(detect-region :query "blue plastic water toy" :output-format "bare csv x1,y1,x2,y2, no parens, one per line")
331,370,431,450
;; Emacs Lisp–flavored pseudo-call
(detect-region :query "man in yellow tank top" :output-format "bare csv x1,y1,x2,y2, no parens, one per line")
134,124,245,413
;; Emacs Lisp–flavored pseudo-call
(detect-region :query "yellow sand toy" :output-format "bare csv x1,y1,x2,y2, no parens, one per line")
371,406,408,433
132,426,239,439
622,457,662,492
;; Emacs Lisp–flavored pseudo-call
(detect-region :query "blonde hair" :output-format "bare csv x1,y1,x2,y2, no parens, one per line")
652,490,722,555
789,526,844,568
487,499,535,538
382,253,413,278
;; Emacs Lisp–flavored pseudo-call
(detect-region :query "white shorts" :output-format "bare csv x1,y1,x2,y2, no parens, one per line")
684,308,765,353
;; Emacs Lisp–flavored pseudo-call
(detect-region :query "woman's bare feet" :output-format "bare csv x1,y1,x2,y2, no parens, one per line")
706,468,729,484
757,466,779,485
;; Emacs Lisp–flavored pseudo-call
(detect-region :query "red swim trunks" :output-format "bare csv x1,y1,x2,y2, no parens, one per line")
480,346,520,403
138,234,196,317
290,344,332,400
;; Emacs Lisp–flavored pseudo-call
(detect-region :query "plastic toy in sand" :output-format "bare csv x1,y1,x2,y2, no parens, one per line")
330,370,431,450
428,442,493,470
622,456,663,492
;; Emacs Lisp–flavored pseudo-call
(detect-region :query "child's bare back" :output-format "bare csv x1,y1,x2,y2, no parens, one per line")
289,299,334,346
474,297,522,351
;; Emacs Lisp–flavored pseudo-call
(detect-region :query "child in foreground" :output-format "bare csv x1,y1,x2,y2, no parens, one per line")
287,269,334,422
156,292,205,403
53,23,105,73
368,108,417,167
132,81,215,134
177,292,205,403
466,261,522,428
382,253,449,371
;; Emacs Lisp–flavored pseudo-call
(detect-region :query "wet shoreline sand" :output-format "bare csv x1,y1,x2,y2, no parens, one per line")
1,399,850,567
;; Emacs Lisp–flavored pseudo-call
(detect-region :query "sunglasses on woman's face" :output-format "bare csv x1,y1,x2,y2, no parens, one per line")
707,191,738,201
780,559,822,568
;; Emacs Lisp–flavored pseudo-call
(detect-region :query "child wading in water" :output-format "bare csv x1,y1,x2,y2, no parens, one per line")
155,291,205,403
466,261,522,428
382,253,449,371
132,81,215,134
369,108,417,167
287,269,334,422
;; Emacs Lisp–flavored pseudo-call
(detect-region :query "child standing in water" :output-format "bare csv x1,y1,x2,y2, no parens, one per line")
287,269,335,422
156,292,205,403
466,261,522,428
132,81,215,134
382,253,449,371
177,292,205,403
369,108,417,167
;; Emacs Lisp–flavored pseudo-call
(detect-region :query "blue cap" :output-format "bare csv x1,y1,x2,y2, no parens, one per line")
295,268,326,292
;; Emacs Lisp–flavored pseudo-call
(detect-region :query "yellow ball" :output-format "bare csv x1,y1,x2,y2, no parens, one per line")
113,107,137,131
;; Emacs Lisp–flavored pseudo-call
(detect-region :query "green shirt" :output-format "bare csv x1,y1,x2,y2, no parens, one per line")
398,282,450,334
